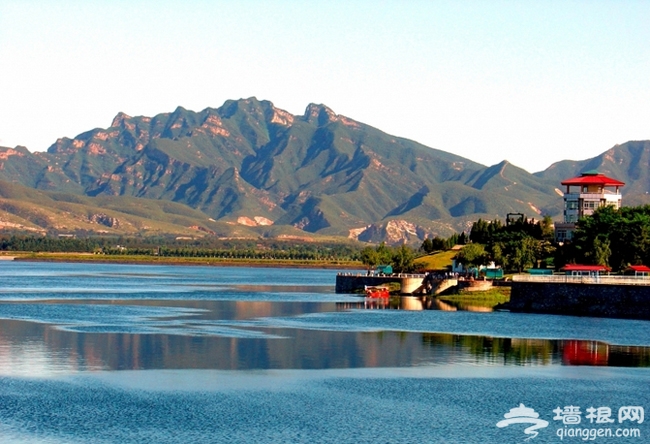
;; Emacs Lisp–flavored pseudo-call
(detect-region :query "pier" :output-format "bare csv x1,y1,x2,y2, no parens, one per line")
335,272,426,294
335,272,460,295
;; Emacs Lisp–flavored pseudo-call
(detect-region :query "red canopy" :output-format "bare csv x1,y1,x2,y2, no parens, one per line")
561,173,625,187
561,264,611,272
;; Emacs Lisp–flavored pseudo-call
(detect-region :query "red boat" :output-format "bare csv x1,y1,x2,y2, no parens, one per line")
365,286,390,298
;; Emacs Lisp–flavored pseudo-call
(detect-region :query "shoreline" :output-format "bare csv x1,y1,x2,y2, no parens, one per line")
8,254,364,270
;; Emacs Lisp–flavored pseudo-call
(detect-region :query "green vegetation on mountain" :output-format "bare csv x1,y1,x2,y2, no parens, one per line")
0,179,257,237
0,99,567,243
1,99,649,244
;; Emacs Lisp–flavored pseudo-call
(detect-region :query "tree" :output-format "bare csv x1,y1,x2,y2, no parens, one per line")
566,205,650,271
420,238,434,254
627,212,650,265
360,247,380,270
469,219,489,244
510,236,539,272
421,235,455,253
491,242,505,267
431,236,448,251
592,237,611,266
455,243,486,268
392,244,415,273
539,215,555,241
375,242,393,265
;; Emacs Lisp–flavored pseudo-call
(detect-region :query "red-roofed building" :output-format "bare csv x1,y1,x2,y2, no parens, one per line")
561,264,611,275
555,170,625,242
560,173,625,189
625,265,650,277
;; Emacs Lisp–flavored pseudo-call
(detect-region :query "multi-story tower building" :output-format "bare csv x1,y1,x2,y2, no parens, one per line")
554,170,624,242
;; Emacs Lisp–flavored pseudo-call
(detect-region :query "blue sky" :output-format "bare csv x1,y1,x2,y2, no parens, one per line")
1,0,649,173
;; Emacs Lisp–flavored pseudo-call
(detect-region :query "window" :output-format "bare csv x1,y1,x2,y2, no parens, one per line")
565,201,579,210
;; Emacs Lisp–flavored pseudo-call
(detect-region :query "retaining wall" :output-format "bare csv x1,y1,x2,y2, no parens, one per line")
335,274,402,293
335,274,426,295
510,281,650,320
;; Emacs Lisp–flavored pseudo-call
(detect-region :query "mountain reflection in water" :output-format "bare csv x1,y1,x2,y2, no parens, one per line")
1,263,649,444
337,296,650,367
1,299,650,376
1,262,649,378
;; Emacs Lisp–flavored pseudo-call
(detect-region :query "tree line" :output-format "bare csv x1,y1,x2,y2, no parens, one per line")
0,236,105,252
455,205,650,273
558,205,650,271
5,204,648,273
455,214,555,272
0,235,360,261
358,243,420,273
419,232,467,253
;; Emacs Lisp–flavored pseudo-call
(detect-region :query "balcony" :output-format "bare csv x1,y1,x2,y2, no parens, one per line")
564,192,621,200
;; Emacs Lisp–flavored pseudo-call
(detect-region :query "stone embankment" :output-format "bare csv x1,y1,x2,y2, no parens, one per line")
510,275,650,320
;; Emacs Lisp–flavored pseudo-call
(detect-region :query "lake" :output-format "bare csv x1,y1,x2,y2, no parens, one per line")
0,261,648,443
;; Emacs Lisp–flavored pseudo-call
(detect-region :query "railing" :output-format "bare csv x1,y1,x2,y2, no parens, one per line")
336,272,427,278
512,274,650,286
564,192,620,199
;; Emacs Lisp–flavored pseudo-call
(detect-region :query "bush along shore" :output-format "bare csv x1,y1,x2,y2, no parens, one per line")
437,287,511,310
0,235,369,269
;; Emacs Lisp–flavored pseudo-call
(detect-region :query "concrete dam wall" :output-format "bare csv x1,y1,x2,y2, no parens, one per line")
335,273,463,295
335,274,402,293
335,273,432,295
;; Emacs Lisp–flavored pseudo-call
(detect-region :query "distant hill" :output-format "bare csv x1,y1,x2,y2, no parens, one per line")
0,179,258,237
535,140,650,206
0,98,647,243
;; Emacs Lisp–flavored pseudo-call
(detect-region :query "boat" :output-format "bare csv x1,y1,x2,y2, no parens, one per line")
364,285,390,298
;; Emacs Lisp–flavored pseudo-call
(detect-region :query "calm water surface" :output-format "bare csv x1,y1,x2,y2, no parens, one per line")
0,262,649,443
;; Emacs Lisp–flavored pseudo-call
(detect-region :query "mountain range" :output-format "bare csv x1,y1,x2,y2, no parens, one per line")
1,98,648,244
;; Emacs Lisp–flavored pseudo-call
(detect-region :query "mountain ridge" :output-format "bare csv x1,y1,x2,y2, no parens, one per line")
1,98,648,243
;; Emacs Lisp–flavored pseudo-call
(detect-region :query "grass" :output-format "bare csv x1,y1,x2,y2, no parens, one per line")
438,287,510,309
414,250,456,270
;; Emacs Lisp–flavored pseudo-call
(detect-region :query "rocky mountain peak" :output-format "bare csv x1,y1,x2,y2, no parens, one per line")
263,103,294,127
111,112,133,129
303,104,337,126
5,98,650,244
